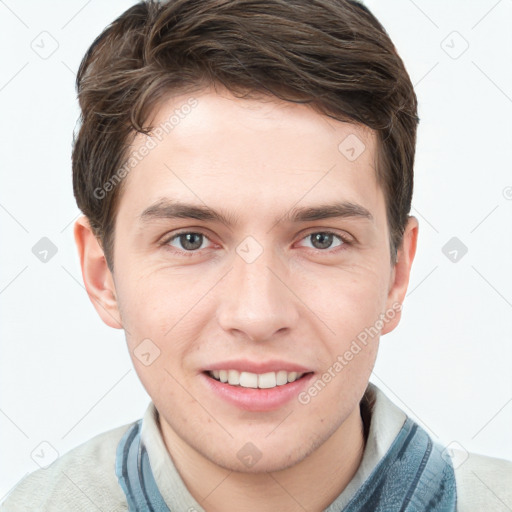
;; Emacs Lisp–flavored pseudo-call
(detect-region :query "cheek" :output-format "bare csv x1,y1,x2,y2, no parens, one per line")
115,270,207,376
115,266,184,334
295,259,391,341
116,281,195,401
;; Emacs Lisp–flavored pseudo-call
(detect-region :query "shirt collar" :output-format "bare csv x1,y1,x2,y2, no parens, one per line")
140,381,407,511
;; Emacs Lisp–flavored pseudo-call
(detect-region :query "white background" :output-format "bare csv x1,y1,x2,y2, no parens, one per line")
1,0,511,502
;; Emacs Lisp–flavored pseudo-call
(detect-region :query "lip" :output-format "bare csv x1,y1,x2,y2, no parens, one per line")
204,359,312,374
201,371,315,412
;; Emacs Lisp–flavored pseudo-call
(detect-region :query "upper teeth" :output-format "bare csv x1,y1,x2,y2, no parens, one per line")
209,370,304,389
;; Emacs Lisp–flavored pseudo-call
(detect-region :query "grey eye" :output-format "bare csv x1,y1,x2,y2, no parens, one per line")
302,232,343,250
170,233,206,251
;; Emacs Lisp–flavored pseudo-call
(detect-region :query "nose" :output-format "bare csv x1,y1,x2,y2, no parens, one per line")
216,246,300,342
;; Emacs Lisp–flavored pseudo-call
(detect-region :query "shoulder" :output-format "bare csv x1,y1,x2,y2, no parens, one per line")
0,422,135,512
451,448,512,511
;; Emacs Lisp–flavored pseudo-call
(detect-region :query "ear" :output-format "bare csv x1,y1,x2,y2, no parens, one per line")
74,216,123,329
381,216,419,335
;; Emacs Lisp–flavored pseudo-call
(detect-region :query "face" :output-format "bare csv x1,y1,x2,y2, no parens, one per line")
76,85,417,473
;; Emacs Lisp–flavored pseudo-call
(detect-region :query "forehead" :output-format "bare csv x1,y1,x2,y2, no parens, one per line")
117,86,382,225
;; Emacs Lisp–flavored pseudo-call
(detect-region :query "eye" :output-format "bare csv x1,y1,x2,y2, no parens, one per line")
162,230,349,255
298,231,346,251
167,232,211,252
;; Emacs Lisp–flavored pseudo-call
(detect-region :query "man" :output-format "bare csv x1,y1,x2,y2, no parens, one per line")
2,0,510,510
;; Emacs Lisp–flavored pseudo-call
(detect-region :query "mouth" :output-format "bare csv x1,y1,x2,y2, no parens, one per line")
202,366,314,412
205,369,310,389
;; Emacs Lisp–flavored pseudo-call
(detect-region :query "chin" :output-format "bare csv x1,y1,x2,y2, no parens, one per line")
204,430,325,474
216,449,309,474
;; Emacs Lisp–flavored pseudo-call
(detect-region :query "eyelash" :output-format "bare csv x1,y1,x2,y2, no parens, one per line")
160,230,352,257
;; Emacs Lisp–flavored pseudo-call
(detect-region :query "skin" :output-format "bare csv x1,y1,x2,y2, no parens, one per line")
75,84,418,512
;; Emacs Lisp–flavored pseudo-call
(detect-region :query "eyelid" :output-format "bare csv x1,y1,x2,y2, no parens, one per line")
160,229,215,248
297,228,354,245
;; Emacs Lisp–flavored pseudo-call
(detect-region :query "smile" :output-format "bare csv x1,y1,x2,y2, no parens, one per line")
208,369,306,389
202,360,314,411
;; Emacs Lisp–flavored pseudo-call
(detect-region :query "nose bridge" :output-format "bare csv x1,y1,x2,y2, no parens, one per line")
216,240,298,341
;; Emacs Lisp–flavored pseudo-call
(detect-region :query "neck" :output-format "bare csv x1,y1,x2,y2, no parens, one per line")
161,404,367,512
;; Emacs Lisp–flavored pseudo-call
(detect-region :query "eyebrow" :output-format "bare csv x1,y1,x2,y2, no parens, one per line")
139,199,373,226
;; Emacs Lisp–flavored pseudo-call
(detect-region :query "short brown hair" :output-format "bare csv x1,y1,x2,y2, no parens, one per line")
72,0,418,270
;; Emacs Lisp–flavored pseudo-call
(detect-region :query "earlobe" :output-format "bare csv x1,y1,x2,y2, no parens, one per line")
381,216,419,335
74,216,123,329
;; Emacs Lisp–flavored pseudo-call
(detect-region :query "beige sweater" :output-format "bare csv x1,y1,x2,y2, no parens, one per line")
2,384,511,511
